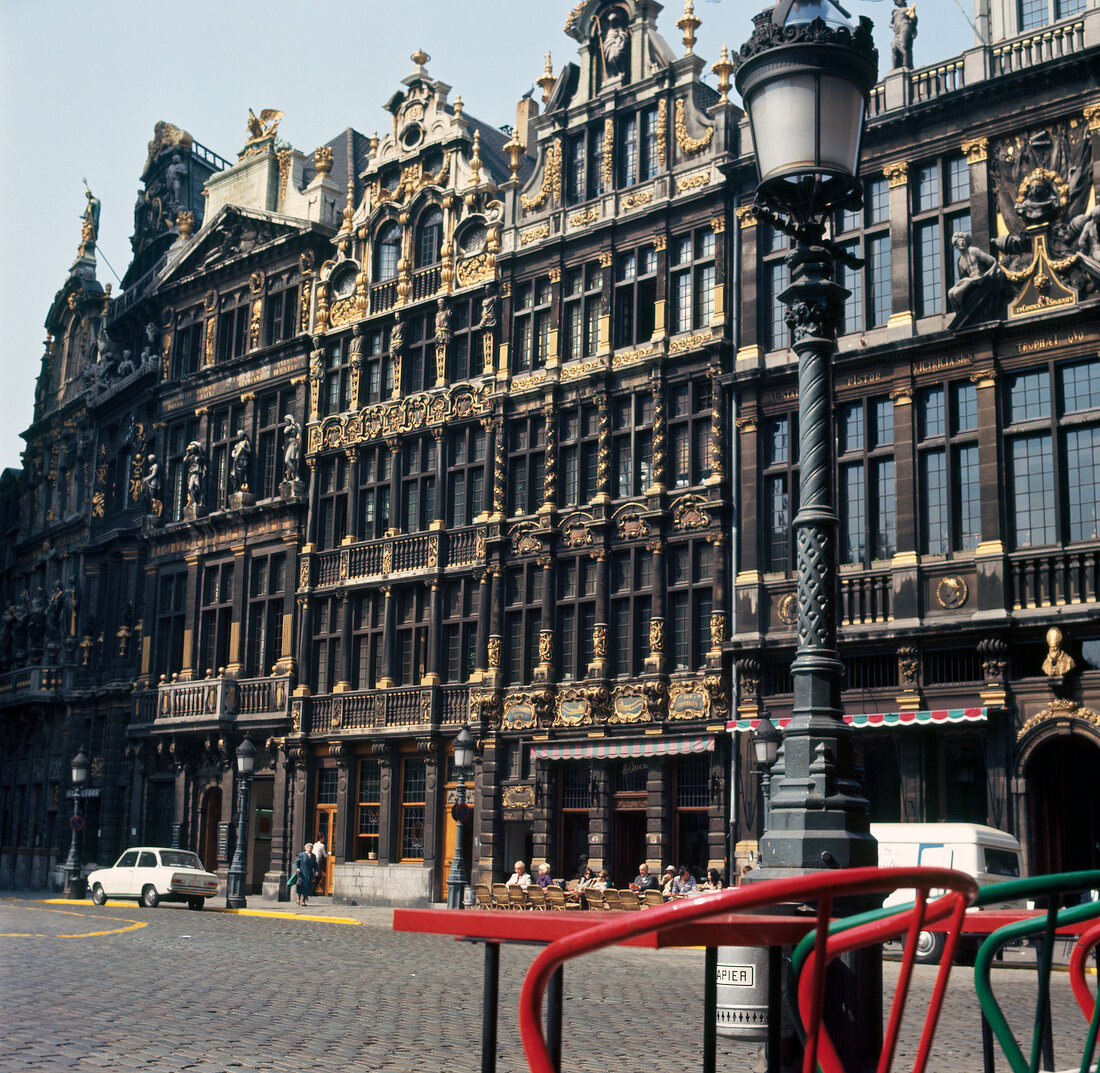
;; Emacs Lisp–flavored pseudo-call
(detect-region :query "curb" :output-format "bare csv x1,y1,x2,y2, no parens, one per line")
30,897,361,925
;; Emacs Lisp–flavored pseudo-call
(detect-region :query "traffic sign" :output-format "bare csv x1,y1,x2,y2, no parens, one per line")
69,815,85,832
451,802,472,823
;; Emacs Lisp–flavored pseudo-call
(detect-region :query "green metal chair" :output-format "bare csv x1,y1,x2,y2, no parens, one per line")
971,870,1100,1073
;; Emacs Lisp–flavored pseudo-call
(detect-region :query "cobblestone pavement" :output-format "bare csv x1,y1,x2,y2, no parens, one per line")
1,896,1094,1073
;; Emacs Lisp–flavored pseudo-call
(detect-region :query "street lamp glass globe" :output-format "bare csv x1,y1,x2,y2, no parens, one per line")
752,717,781,767
235,736,256,774
71,748,89,784
453,726,474,771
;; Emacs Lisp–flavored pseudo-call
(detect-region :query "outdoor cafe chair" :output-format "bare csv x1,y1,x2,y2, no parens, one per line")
643,888,665,907
617,889,642,910
508,884,529,911
544,885,574,911
491,882,511,909
517,866,977,1073
473,883,494,910
602,888,623,910
583,888,606,911
971,870,1100,1073
527,886,549,911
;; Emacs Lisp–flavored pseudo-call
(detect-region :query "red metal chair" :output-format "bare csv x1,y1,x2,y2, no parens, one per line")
1069,917,1100,1073
517,866,978,1073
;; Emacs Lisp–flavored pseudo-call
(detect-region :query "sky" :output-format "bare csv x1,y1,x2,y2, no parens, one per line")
0,0,978,472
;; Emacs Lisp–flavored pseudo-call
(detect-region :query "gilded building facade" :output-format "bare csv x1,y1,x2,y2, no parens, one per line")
2,0,1098,901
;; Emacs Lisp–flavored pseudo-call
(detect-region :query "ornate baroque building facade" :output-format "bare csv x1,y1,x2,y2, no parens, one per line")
2,0,1098,901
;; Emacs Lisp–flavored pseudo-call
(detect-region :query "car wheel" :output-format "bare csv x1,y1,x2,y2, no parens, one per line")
913,929,946,965
141,884,160,909
188,897,204,911
91,883,107,906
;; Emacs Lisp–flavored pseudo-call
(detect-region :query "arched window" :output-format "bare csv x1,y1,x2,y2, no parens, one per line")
375,223,401,282
415,207,443,267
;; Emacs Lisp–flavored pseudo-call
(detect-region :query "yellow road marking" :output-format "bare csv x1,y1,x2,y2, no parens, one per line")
0,902,147,938
210,907,361,925
4,897,360,927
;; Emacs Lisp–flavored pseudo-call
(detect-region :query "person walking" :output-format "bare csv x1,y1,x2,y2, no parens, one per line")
312,838,328,895
293,842,316,907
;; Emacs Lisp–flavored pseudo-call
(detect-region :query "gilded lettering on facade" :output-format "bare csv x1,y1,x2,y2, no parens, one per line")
623,191,653,210
521,224,551,245
668,683,709,721
669,330,712,353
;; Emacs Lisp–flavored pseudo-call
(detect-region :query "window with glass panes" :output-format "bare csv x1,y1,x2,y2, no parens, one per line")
441,577,479,684
245,552,285,677
560,402,599,506
564,126,608,203
356,758,381,860
610,548,652,677
154,570,188,677
312,595,342,694
838,396,896,565
173,308,204,378
354,445,391,540
676,754,711,874
760,223,790,350
401,314,433,394
1019,0,1085,31
617,104,659,188
504,563,542,686
667,378,712,489
833,204,864,336
401,436,437,533
563,264,604,362
912,156,971,318
317,454,348,549
166,418,197,521
351,590,384,689
917,380,981,554
209,404,243,510
1007,359,1100,548
667,541,713,671
254,388,294,500
361,325,393,404
557,556,597,681
264,270,299,346
216,288,250,363
507,415,545,517
375,222,401,282
669,228,717,335
862,176,892,328
197,561,234,677
323,335,352,417
763,411,799,573
394,585,430,686
447,294,483,383
446,425,486,526
399,756,427,859
415,207,443,268
513,278,553,373
612,392,654,498
614,247,658,349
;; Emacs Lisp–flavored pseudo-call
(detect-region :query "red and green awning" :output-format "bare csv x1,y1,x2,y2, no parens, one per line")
728,708,993,733
531,735,715,762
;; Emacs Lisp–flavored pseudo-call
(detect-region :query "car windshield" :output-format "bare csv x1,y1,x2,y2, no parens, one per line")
160,850,205,870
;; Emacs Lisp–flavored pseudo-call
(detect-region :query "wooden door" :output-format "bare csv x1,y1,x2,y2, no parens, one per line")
439,780,474,901
313,806,337,895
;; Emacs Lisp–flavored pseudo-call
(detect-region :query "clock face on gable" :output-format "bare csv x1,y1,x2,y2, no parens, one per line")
459,224,487,257
330,266,357,299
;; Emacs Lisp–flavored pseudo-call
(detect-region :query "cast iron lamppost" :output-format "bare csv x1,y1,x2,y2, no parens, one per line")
735,2,880,1065
225,735,256,909
752,712,781,828
446,725,475,909
64,746,89,899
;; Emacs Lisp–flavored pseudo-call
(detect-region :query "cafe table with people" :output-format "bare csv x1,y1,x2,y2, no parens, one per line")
479,861,725,911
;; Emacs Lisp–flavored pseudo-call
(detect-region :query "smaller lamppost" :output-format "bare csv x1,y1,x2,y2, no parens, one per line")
751,714,781,828
64,747,89,899
446,725,475,910
225,736,256,909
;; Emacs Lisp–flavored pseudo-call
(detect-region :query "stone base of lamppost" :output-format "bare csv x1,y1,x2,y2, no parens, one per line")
64,870,86,900
225,871,246,909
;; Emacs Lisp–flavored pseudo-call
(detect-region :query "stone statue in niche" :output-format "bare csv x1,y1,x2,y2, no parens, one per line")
228,430,254,506
479,286,499,330
280,413,305,498
434,298,452,347
139,322,159,368
602,8,630,78
164,153,187,212
947,232,1009,328
1042,627,1075,679
183,441,208,517
889,0,917,69
141,454,163,519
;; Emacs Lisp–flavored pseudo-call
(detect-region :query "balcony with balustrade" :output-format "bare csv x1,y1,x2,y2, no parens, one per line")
136,673,294,730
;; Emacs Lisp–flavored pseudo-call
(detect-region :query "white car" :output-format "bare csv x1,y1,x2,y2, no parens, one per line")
87,847,219,910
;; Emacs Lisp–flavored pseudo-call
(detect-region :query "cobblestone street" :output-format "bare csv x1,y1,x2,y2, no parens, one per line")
1,897,1093,1073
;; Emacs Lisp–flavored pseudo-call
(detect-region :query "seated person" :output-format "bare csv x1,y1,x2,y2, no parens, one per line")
577,866,596,889
660,865,677,896
670,866,697,896
506,860,532,889
593,869,611,891
630,862,660,893
535,863,554,889
700,867,725,891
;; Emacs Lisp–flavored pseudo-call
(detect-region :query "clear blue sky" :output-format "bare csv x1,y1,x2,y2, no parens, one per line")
0,0,977,472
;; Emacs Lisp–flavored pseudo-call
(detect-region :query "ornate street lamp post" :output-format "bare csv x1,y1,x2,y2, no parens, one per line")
446,725,475,910
225,736,256,909
735,3,880,1065
64,747,89,899
751,713,781,828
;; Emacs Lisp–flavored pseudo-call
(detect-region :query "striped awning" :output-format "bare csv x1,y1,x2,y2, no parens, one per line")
727,708,993,733
531,735,716,761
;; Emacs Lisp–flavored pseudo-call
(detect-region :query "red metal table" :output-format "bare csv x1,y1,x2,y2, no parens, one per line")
393,907,816,1073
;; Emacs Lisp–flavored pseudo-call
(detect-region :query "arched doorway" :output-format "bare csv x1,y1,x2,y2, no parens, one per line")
1025,731,1100,875
199,786,222,873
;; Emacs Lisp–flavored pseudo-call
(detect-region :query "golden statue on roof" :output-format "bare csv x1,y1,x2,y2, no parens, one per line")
246,108,285,143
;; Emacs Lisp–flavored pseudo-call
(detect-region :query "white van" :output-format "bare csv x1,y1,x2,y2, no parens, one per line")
871,822,1024,963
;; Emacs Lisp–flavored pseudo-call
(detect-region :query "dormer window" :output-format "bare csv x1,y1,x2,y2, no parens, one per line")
416,207,443,267
376,223,401,281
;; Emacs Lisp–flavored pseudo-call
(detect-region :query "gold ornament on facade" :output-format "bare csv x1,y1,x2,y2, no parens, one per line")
555,688,591,727
677,0,701,55
538,631,554,665
671,493,711,531
314,146,334,175
1018,699,1100,739
675,171,711,194
649,617,664,654
709,611,727,648
961,137,987,164
623,191,653,210
487,637,502,669
602,119,614,191
592,625,608,661
176,211,195,239
712,45,735,104
455,253,496,288
564,2,585,32
656,99,668,167
537,53,556,105
469,130,483,186
277,150,293,202
521,224,550,245
777,591,798,626
1042,627,1075,677
936,575,969,609
610,686,646,724
521,140,561,213
884,161,909,187
668,682,709,721
569,208,600,228
675,99,714,155
1085,103,1100,132
503,135,525,181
